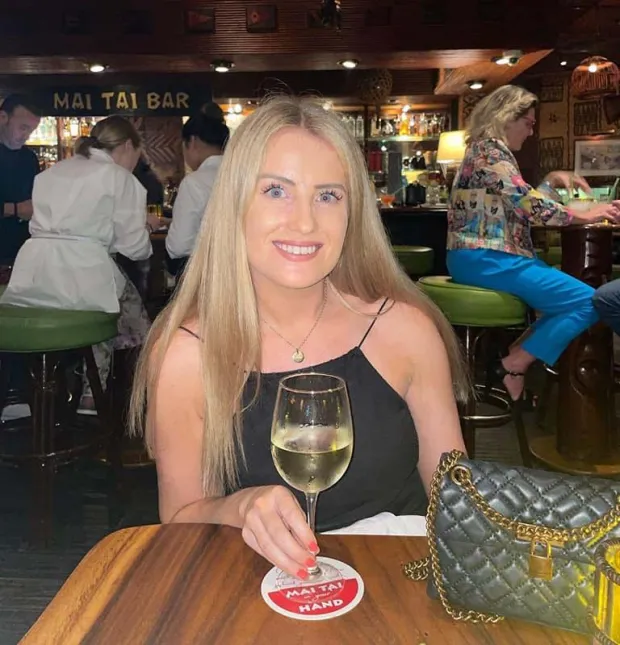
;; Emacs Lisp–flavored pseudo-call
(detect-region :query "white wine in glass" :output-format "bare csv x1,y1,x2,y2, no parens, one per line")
271,372,353,578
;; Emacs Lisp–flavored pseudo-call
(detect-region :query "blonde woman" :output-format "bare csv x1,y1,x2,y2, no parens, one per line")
130,96,468,580
447,84,620,401
1,116,159,411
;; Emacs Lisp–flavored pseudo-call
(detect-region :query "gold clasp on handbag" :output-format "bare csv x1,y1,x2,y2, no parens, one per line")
529,539,553,580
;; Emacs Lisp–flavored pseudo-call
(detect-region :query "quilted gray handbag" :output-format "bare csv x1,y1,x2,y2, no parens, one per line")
403,450,620,635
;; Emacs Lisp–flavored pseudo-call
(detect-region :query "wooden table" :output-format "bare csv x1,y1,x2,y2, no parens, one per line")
530,223,620,475
21,524,588,644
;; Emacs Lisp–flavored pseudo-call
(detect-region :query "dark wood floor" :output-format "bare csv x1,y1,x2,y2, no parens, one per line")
0,461,159,644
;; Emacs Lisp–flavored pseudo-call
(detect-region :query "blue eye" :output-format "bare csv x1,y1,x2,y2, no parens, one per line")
262,183,286,199
318,190,343,203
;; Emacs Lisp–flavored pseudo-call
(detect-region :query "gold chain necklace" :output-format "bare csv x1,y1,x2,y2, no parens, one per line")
262,281,327,363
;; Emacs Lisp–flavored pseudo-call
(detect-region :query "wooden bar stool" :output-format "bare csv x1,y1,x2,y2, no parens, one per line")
393,245,434,280
418,276,531,466
0,302,120,543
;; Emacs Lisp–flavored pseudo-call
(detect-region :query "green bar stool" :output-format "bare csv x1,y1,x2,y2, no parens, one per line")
0,302,119,542
418,276,531,466
538,246,562,267
393,245,435,280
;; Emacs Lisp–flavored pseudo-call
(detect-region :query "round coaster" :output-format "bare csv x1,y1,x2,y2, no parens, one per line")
261,556,364,621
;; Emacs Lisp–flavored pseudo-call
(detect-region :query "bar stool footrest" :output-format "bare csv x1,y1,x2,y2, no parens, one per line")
0,417,109,468
461,385,512,427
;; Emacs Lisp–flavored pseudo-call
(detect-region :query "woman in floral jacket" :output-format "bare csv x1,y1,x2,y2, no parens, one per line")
447,84,620,400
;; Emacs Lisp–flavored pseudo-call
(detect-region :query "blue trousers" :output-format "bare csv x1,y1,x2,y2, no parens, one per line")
593,279,620,335
447,249,599,366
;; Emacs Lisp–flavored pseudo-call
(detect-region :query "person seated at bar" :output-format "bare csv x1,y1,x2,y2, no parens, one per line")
447,84,620,401
165,110,229,277
593,279,620,335
129,96,469,579
1,116,160,412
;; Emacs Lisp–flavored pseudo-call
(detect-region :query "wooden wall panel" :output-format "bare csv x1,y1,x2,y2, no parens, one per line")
130,116,184,184
0,0,562,58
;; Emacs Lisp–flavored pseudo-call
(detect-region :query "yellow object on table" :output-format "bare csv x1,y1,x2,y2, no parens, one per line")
593,539,620,644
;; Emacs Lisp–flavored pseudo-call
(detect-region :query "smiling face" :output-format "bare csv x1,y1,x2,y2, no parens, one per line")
244,126,349,292
504,108,535,151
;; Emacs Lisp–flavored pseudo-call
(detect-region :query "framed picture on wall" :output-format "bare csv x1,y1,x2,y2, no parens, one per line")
246,5,278,32
574,101,602,137
540,81,564,103
185,8,215,33
539,137,565,176
574,139,620,176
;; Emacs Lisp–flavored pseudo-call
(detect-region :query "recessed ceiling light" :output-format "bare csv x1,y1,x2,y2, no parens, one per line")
338,59,359,69
89,63,106,73
492,50,523,66
467,80,485,90
588,62,598,73
211,60,235,73
560,60,568,66
233,103,243,114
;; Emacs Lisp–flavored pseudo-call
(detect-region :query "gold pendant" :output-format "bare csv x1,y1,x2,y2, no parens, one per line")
292,348,305,363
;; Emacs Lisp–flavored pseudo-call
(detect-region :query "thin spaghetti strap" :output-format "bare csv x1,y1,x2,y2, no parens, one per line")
179,325,200,340
358,298,390,348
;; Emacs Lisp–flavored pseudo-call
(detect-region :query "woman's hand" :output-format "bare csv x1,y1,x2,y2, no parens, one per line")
239,485,319,579
544,171,592,194
572,201,620,224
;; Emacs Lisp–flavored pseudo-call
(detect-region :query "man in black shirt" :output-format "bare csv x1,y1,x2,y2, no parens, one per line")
0,94,41,264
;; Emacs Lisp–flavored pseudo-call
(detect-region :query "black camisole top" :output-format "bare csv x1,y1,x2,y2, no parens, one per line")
180,301,427,532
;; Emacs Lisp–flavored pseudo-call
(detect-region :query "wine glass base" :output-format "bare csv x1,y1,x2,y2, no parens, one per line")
261,556,365,621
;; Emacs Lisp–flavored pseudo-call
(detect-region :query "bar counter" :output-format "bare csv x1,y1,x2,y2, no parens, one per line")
380,206,448,275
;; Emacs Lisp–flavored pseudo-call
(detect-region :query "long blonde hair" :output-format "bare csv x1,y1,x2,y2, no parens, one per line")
466,84,538,144
129,95,469,497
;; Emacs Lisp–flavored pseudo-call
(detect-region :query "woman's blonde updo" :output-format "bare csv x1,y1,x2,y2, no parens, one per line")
75,115,141,158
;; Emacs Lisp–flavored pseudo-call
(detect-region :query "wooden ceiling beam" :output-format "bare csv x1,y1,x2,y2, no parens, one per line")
434,50,554,95
0,51,509,75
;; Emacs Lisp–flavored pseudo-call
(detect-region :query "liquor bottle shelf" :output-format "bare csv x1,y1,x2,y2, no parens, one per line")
367,135,440,143
27,141,58,147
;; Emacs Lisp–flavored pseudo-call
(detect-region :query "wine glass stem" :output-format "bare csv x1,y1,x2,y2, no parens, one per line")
305,492,321,576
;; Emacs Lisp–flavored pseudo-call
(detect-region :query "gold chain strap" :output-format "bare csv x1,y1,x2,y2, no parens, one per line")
403,450,502,623
402,450,620,624
450,461,620,544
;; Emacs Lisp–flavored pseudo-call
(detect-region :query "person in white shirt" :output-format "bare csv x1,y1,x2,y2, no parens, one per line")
1,115,160,412
165,112,229,276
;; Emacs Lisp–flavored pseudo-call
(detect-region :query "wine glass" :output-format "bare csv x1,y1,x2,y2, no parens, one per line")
271,372,353,579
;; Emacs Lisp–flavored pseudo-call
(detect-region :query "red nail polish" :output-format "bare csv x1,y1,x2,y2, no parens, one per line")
297,568,309,580
308,541,319,553
305,557,316,568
